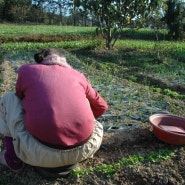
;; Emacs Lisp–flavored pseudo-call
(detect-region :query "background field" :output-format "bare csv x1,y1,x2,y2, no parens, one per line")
0,25,185,185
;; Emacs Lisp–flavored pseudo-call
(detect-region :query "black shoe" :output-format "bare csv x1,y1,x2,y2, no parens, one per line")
35,164,77,179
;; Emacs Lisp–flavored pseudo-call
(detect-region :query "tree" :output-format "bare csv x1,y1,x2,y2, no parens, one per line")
74,0,161,49
69,0,89,26
0,0,4,20
45,0,70,25
163,0,185,40
2,0,16,21
13,0,32,23
31,0,48,23
2,0,33,22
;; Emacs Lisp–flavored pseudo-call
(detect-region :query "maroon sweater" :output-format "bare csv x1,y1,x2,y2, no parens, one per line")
15,64,108,146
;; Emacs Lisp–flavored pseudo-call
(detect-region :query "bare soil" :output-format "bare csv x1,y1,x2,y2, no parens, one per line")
0,58,185,185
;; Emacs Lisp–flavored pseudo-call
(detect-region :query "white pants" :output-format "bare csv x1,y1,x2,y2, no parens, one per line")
0,92,103,167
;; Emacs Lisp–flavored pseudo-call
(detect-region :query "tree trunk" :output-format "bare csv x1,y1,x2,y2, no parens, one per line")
106,28,112,50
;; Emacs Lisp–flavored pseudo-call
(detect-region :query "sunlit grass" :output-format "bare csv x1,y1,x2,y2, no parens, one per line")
0,24,96,36
0,40,101,50
116,39,185,51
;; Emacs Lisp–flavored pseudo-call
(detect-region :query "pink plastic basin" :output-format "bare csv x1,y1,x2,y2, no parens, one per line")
149,114,185,145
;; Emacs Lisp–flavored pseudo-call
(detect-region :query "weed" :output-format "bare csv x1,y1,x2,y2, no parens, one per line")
163,89,185,100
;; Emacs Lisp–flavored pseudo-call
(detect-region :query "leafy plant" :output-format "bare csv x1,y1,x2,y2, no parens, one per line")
69,149,175,178
164,89,185,99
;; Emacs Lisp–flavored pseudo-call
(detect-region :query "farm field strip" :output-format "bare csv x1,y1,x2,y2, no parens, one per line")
0,24,95,35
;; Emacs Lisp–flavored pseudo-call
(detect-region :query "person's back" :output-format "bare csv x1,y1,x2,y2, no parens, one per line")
15,49,108,147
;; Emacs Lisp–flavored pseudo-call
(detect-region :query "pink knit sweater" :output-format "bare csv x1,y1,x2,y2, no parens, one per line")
15,63,108,146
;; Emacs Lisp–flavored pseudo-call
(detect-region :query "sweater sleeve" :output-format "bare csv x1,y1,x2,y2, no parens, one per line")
83,76,108,118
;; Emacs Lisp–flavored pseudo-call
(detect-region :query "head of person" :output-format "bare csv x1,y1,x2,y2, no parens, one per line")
34,48,72,68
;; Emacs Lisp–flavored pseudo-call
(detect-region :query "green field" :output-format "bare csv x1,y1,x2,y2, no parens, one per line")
0,25,185,184
0,24,94,35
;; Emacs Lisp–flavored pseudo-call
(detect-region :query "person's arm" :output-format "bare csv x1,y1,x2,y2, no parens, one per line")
84,77,108,118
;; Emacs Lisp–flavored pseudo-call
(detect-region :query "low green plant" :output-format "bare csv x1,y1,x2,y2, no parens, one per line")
152,87,162,93
70,149,175,178
145,149,175,163
96,164,116,177
163,89,185,100
128,75,137,82
70,168,92,178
